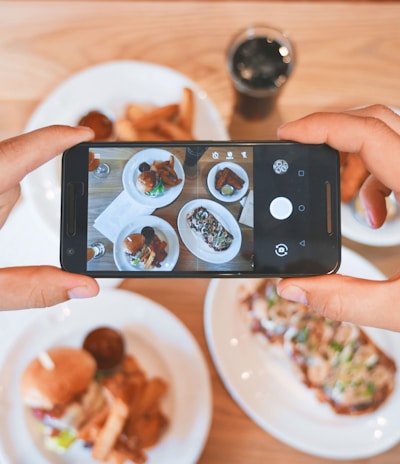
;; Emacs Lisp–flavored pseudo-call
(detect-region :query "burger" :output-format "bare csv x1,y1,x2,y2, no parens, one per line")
123,233,145,255
136,170,164,196
20,347,106,453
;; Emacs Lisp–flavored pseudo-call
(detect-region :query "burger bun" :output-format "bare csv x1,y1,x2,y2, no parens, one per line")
20,347,96,410
136,170,157,193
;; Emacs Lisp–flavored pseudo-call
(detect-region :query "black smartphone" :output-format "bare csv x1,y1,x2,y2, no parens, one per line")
60,141,341,278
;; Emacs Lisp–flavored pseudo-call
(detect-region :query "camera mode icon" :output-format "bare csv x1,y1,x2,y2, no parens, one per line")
273,159,289,175
275,243,289,257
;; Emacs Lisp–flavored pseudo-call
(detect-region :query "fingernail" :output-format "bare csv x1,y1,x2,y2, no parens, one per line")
68,286,95,299
278,285,308,305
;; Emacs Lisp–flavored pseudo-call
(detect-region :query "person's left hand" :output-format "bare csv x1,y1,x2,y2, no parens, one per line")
0,125,99,310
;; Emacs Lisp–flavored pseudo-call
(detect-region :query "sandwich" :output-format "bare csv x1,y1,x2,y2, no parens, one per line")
20,347,106,453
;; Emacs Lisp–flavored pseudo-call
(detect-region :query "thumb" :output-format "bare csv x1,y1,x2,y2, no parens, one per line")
277,274,400,331
0,266,99,310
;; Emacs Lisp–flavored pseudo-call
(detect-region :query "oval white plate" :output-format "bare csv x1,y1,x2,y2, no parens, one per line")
204,247,400,460
113,216,179,271
0,289,212,464
122,148,185,207
207,161,249,203
177,199,242,264
22,60,229,237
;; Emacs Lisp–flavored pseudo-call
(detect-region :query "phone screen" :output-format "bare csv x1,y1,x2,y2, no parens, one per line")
61,141,340,277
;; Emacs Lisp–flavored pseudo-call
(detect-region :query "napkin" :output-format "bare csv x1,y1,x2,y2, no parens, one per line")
94,190,155,242
239,190,254,228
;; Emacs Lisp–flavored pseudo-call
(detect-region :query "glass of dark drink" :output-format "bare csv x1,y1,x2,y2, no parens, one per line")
227,25,295,121
183,145,208,177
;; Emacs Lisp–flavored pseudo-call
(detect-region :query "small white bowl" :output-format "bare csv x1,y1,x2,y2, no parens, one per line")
207,161,249,203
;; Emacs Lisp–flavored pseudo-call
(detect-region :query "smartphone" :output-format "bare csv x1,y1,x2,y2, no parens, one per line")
60,141,341,278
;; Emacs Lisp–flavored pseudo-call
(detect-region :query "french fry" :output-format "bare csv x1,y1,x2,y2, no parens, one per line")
133,104,179,131
178,87,195,133
92,398,129,461
157,119,194,140
125,103,148,122
115,119,139,141
78,405,109,442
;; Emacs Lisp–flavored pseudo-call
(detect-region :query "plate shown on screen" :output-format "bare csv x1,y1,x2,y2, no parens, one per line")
207,162,249,203
122,149,184,207
113,216,179,271
22,60,229,237
177,199,242,264
0,289,212,464
204,247,400,459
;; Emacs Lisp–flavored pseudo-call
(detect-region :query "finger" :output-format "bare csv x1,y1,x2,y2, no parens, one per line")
359,174,392,228
345,104,400,135
0,266,99,310
277,111,400,192
277,275,400,331
0,125,94,193
0,185,20,228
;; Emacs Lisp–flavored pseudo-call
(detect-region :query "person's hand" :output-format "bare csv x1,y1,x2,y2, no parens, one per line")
0,125,99,310
276,105,400,331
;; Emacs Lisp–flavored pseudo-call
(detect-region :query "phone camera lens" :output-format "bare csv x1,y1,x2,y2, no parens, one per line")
66,248,75,256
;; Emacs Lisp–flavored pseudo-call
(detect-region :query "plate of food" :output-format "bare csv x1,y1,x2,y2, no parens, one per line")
177,199,242,264
204,247,400,460
207,162,249,203
22,60,229,237
0,289,212,464
113,216,179,271
122,149,184,207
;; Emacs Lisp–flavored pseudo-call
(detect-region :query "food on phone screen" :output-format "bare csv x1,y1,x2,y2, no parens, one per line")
186,206,234,251
136,155,182,197
83,327,125,371
239,279,397,415
136,170,160,194
78,110,115,141
20,328,169,463
123,226,168,269
77,87,196,142
215,166,245,195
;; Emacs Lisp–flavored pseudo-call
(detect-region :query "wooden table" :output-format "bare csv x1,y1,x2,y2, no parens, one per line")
2,1,400,463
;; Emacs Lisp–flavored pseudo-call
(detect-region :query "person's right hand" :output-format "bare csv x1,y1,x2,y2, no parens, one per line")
276,105,400,331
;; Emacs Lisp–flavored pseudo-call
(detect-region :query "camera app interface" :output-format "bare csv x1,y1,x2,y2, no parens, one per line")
86,145,254,273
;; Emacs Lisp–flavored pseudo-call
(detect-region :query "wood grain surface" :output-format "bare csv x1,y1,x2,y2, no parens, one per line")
1,2,400,463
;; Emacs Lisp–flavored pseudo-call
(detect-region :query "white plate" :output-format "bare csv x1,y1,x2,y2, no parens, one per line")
207,162,249,203
22,60,229,237
177,199,242,264
113,216,179,271
122,149,185,207
204,247,400,460
341,201,400,247
0,289,212,464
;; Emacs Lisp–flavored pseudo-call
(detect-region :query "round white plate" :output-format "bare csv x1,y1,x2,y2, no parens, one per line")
204,247,400,460
177,199,242,264
22,60,229,237
113,216,179,271
341,201,400,247
122,148,185,207
0,289,212,464
207,162,249,203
